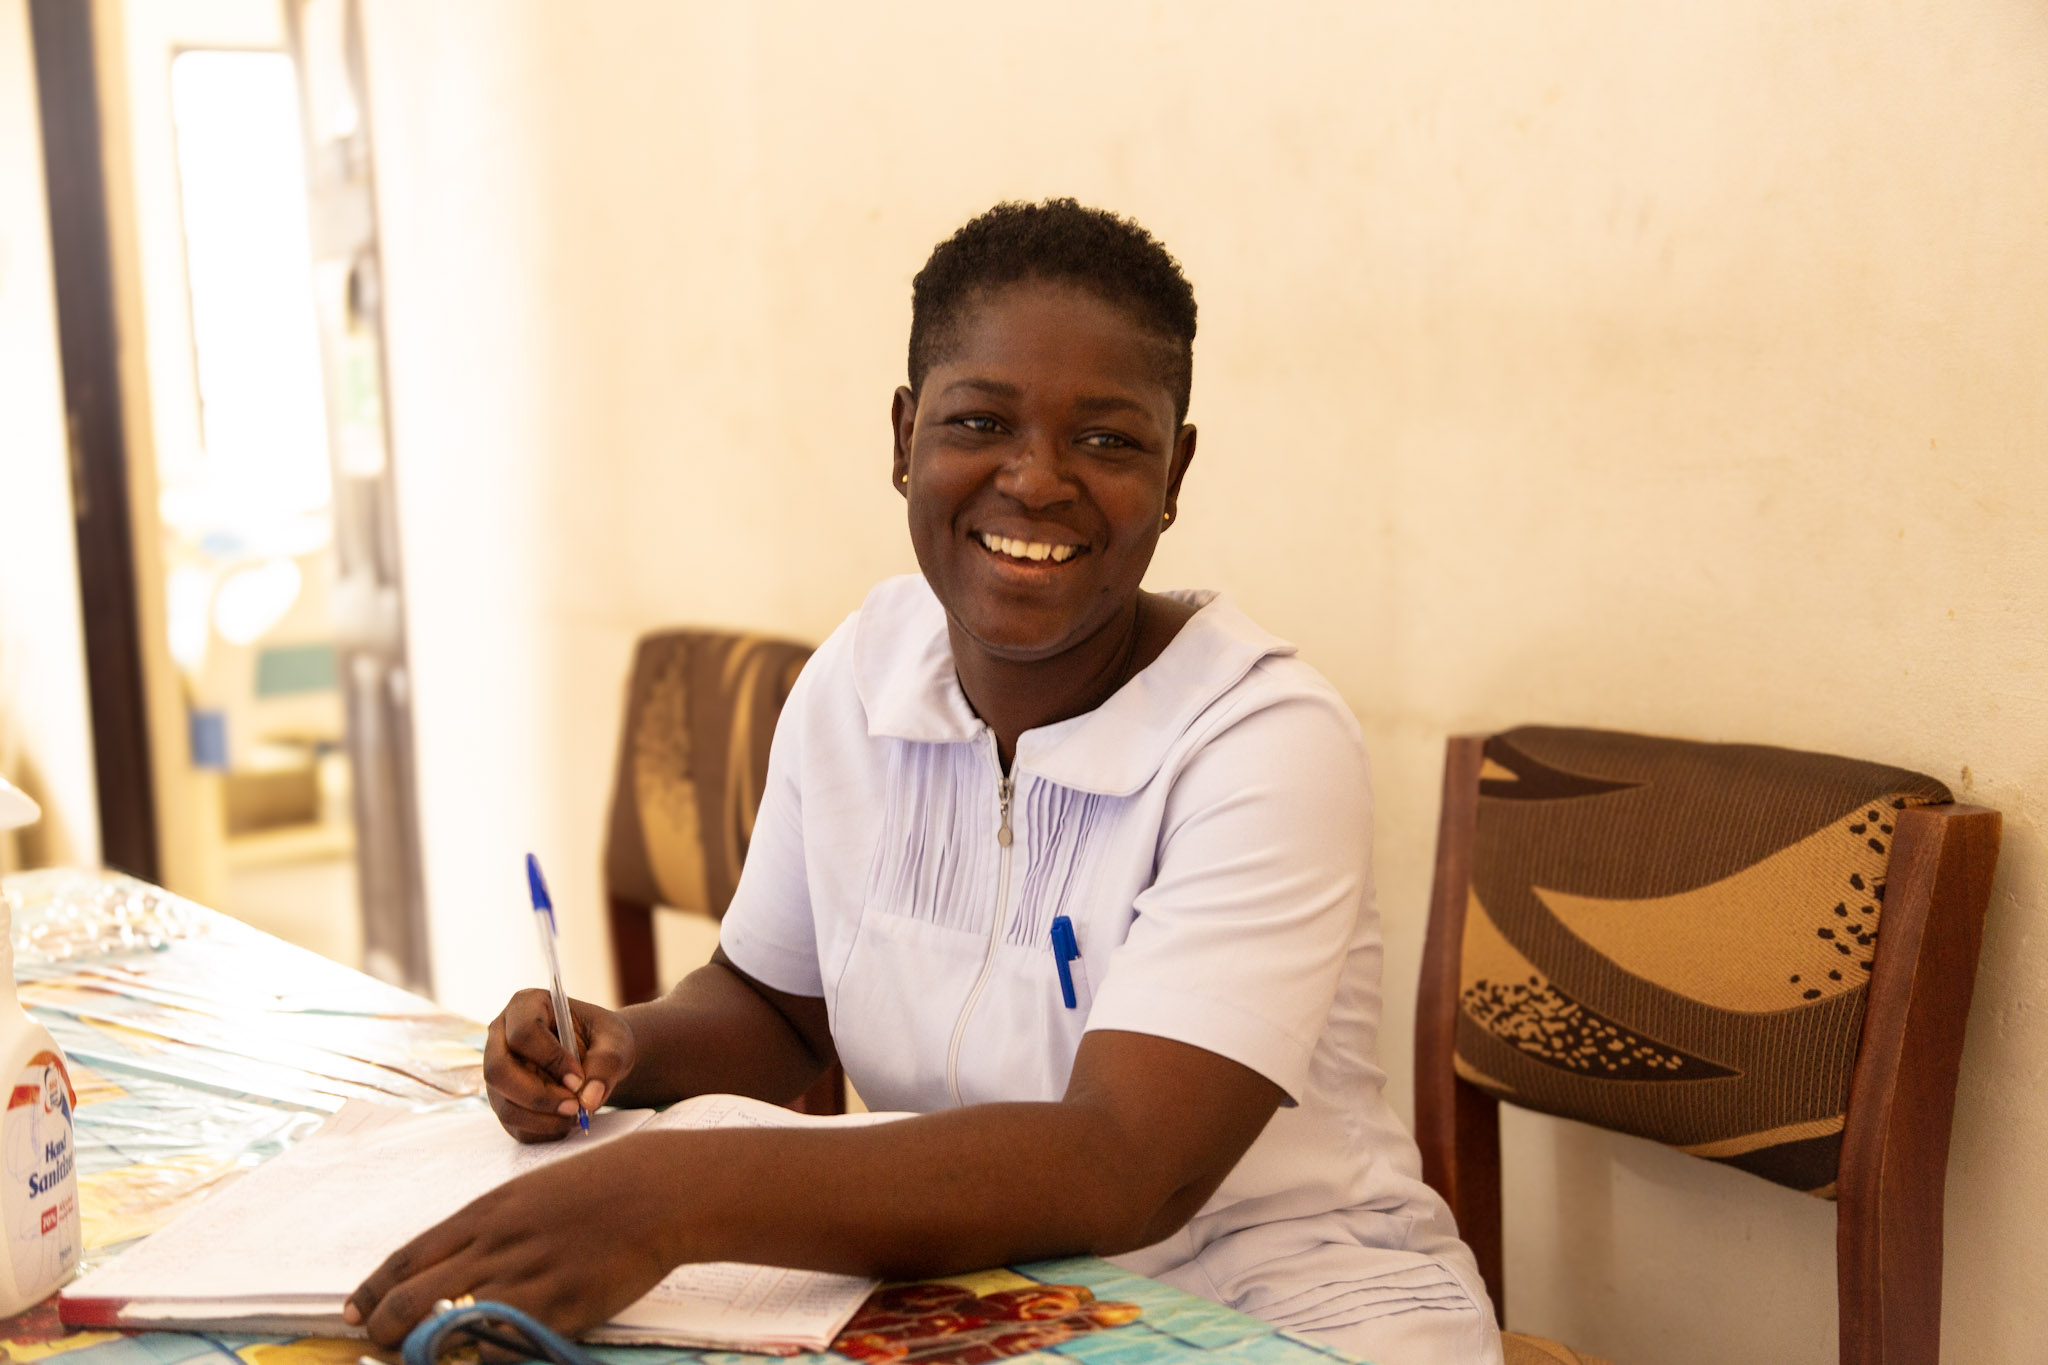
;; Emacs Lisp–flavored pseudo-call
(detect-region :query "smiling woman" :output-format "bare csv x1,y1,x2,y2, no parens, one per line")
345,201,1502,1365
893,201,1200,716
895,278,1197,745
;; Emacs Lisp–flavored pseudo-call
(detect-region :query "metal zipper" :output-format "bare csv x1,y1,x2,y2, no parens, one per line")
946,745,1013,1106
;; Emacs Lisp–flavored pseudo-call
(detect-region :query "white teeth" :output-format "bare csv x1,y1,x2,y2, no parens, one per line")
977,532,1081,564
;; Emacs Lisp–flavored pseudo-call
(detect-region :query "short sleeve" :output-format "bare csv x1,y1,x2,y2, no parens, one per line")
717,658,827,997
1082,690,1372,1102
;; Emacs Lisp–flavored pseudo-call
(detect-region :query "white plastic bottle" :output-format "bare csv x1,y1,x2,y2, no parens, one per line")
0,786,81,1315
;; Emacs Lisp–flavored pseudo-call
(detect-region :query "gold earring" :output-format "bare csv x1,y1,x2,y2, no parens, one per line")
1162,510,1174,525
899,473,909,485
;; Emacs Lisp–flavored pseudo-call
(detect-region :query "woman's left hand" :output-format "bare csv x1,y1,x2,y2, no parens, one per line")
344,1133,685,1348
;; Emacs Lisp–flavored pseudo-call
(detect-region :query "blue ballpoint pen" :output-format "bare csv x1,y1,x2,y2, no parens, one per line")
525,853,589,1133
1050,915,1080,1009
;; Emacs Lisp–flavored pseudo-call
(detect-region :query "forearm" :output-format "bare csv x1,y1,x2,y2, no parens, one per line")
354,1030,1278,1345
629,1100,1198,1281
608,958,831,1109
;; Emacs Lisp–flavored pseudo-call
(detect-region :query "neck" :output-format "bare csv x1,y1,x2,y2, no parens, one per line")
948,592,1195,769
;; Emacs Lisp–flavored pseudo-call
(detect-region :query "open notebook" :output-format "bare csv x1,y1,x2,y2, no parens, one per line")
60,1093,905,1353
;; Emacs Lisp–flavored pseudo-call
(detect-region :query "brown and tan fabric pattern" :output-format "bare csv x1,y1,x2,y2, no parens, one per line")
1454,726,1950,1196
1500,1331,1613,1365
603,631,812,919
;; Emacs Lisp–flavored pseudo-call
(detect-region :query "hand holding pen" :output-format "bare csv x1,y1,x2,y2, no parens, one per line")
525,854,590,1131
479,856,640,1143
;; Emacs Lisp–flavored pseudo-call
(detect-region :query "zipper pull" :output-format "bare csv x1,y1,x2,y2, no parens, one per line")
997,776,1014,847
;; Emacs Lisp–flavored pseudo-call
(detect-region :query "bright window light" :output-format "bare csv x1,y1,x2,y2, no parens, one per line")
213,558,305,646
169,50,330,537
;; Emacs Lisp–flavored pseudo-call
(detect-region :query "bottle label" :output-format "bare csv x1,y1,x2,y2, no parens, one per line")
4,1051,80,1302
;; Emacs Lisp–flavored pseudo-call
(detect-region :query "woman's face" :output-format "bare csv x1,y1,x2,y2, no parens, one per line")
892,280,1195,663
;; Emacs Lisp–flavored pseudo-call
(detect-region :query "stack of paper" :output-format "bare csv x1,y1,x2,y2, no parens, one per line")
61,1093,903,1353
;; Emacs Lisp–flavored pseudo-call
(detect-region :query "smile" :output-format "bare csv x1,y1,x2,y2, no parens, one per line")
975,532,1084,565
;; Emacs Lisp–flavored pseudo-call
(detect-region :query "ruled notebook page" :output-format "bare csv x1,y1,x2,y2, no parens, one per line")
593,1092,910,1350
65,1095,909,1352
65,1101,654,1302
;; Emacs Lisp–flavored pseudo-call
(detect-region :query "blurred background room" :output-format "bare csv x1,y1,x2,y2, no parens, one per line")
1,3,2043,1362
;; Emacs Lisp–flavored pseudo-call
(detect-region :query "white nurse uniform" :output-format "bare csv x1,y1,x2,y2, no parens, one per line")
719,575,1501,1365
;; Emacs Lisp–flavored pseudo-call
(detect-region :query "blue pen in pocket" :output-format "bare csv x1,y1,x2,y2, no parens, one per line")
1050,915,1080,1009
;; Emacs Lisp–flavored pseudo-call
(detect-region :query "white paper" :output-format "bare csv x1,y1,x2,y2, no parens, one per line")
598,1093,906,1346
70,1103,653,1302
66,1096,909,1351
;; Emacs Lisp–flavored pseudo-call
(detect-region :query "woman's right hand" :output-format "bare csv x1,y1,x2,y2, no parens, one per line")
484,989,638,1142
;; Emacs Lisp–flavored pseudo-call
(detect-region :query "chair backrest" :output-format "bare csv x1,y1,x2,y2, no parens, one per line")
1415,726,2001,1364
602,629,811,999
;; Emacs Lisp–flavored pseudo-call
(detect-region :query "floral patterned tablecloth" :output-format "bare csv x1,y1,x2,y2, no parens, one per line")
0,869,1363,1365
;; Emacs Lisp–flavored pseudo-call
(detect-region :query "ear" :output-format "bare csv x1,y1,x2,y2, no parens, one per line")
1161,423,1197,528
891,386,917,497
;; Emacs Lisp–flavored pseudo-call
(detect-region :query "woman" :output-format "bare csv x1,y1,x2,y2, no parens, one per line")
347,200,1501,1365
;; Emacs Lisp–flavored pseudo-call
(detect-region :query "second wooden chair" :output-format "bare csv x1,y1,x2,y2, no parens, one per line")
602,628,843,1114
1414,725,1999,1365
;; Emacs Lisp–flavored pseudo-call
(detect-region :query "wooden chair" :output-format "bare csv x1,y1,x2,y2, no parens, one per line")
602,628,845,1114
1415,727,2000,1365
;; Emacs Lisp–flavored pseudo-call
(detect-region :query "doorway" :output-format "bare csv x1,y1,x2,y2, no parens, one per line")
31,0,430,990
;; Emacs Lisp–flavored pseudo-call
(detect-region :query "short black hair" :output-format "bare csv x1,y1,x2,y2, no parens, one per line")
908,198,1197,423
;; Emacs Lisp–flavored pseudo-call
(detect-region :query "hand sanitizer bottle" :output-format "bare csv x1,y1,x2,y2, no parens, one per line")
0,784,81,1315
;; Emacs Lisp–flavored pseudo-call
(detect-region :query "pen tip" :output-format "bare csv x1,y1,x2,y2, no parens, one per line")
578,1109,590,1132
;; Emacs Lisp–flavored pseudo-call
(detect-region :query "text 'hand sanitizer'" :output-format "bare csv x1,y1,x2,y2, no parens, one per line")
0,786,81,1315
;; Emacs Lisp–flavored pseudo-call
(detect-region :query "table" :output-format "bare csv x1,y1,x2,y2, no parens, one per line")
0,869,1362,1365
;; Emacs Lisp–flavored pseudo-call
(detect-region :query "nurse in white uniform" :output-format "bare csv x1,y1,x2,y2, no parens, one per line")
348,199,1501,1365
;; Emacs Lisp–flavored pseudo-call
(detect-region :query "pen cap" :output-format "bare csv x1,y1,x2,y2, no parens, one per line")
1050,915,1078,959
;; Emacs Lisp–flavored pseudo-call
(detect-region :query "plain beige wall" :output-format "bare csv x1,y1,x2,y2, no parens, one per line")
0,0,100,873
359,3,2047,1360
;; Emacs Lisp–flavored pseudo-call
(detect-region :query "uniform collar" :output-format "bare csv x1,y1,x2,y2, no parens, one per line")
853,574,1297,797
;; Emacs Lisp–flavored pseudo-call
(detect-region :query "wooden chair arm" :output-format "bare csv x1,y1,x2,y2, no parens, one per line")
1837,803,2000,1365
1415,735,1505,1320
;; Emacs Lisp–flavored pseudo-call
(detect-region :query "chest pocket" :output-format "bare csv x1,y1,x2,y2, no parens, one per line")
831,745,1131,1109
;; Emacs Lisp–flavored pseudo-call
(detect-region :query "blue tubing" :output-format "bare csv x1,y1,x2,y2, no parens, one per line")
400,1299,603,1365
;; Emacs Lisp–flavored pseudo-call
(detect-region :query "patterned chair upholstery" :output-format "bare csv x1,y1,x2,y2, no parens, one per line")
1456,726,1950,1195
604,630,812,944
602,629,841,1112
1416,726,2002,1365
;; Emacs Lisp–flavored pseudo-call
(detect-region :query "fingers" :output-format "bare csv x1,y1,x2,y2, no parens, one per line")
359,1266,471,1348
484,996,582,1141
349,1221,594,1348
346,1218,476,1346
349,1146,671,1350
487,1081,577,1142
502,989,577,1081
362,1262,582,1351
485,992,637,1137
569,1002,636,1112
